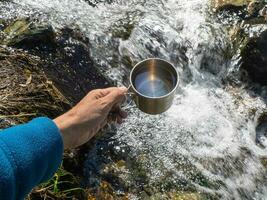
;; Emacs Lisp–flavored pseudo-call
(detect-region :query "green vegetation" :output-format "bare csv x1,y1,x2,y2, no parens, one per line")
27,166,86,200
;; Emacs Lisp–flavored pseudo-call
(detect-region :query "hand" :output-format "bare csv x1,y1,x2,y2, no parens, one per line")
54,87,127,149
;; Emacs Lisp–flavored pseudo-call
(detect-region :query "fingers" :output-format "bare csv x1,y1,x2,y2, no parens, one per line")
113,109,127,124
90,87,128,126
103,87,127,108
100,118,108,129
107,114,123,124
89,87,116,99
99,87,127,97
107,108,127,125
111,105,128,119
117,115,123,124
88,87,125,100
119,109,127,118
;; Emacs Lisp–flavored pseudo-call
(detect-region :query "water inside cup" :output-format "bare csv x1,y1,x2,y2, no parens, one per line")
134,71,174,97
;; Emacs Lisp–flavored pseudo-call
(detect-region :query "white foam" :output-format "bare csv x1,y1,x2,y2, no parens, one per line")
1,0,267,198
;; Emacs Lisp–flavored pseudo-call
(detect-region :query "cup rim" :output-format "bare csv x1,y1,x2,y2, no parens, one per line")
129,58,179,99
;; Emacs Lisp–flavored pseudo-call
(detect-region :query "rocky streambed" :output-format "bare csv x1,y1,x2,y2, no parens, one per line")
1,0,267,199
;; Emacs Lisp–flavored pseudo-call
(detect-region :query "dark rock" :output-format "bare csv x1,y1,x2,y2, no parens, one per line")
1,19,114,103
211,0,249,19
212,0,267,23
224,16,267,85
83,0,114,7
256,112,267,148
241,29,267,85
0,19,8,31
38,27,113,103
211,0,249,11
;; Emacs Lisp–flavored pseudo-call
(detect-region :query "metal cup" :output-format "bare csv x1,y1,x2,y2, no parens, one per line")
128,58,179,115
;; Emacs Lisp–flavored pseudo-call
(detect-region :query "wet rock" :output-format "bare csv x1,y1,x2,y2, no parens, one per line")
168,192,203,200
212,0,266,21
260,156,267,168
0,19,8,31
148,193,168,200
211,0,249,12
140,191,208,200
224,16,267,84
83,135,221,199
85,152,131,198
228,25,246,49
0,18,55,49
87,181,117,199
256,112,267,148
241,29,267,85
110,10,143,40
247,1,264,16
83,0,114,7
259,5,267,20
83,134,132,197
1,19,113,103
36,27,113,103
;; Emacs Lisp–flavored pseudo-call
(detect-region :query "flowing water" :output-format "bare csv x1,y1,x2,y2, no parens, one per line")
1,0,267,199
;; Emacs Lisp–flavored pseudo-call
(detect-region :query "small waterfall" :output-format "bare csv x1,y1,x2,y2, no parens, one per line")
1,0,267,199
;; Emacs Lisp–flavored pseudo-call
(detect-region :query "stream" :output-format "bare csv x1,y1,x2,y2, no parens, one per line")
1,0,267,199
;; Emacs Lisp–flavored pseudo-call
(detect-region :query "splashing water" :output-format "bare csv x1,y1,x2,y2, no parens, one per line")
1,0,267,199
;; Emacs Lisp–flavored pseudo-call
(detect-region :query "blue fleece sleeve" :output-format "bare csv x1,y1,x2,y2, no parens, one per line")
0,117,63,200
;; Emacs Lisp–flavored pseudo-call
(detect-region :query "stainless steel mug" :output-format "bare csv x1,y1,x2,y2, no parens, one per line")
128,58,179,115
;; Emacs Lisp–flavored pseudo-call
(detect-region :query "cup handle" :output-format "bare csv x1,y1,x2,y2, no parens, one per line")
107,85,135,124
122,85,136,110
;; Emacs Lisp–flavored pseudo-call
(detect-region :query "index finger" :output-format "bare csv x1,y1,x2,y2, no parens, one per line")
103,87,127,107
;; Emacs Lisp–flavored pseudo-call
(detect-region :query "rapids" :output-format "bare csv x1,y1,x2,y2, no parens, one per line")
1,0,267,199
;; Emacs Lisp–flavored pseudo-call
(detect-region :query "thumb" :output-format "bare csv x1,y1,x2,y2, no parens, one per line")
103,87,127,108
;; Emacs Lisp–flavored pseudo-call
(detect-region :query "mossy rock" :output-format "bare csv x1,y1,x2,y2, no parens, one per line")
211,0,250,12
215,0,250,7
168,192,203,200
261,157,267,168
0,45,70,128
142,191,209,200
0,18,55,49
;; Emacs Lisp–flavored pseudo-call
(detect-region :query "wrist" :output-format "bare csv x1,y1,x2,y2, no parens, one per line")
54,111,77,149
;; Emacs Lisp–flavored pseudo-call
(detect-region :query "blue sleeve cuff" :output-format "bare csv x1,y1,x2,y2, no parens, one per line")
0,117,63,199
